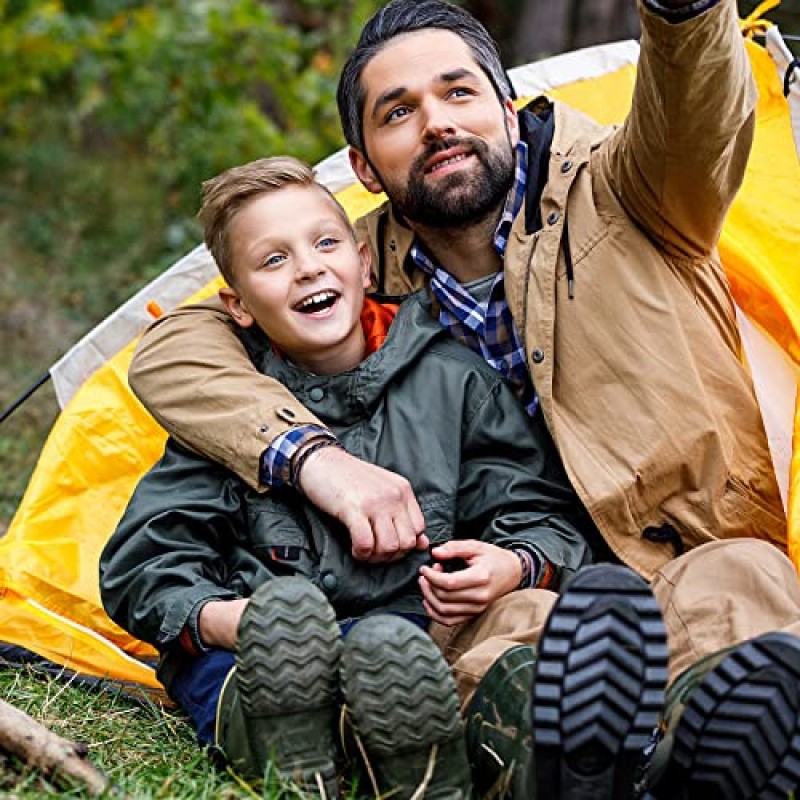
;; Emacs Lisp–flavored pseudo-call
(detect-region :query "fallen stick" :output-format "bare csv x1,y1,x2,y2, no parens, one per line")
0,698,111,796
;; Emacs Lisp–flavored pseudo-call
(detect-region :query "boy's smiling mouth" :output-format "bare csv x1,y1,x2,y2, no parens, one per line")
293,289,340,314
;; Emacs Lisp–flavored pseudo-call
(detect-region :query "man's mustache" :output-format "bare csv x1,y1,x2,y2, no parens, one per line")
411,136,488,176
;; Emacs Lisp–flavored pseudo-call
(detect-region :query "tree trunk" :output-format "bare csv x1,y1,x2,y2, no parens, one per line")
0,699,112,796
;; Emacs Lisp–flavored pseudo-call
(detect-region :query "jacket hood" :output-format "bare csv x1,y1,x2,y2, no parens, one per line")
243,292,450,427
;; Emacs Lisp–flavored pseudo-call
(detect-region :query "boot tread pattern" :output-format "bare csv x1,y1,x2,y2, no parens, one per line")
340,617,461,754
533,565,668,799
236,577,341,715
667,632,800,800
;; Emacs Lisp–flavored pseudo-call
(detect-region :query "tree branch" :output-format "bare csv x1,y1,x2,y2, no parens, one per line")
0,699,113,796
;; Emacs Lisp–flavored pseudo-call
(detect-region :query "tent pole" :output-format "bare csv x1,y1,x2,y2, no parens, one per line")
0,373,52,425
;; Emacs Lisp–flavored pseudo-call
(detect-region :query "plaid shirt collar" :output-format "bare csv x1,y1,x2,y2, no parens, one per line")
408,141,537,416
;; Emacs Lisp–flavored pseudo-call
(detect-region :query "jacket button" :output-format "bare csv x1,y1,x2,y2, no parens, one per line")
321,572,338,591
309,387,325,402
547,211,560,226
560,160,573,174
532,348,545,364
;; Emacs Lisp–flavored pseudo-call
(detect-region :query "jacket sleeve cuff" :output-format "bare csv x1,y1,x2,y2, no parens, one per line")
642,0,720,23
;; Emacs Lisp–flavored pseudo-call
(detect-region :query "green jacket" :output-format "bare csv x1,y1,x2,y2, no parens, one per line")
100,294,589,691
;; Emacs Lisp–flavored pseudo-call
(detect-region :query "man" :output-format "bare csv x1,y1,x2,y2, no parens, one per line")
128,1,800,798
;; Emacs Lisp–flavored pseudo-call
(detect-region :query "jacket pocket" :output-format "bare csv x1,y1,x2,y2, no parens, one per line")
247,504,318,578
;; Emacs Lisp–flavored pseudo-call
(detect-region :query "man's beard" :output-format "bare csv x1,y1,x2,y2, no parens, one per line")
383,135,515,229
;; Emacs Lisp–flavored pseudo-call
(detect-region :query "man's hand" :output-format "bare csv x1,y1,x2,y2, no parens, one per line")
419,540,522,626
198,598,249,650
297,445,428,562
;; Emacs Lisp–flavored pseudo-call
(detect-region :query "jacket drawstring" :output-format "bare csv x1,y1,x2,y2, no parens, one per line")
562,214,575,299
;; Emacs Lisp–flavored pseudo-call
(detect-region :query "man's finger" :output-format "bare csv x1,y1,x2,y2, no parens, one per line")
367,513,401,563
346,514,376,561
391,507,420,555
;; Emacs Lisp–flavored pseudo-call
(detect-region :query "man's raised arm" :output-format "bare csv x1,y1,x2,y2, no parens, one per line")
129,297,426,561
608,0,756,258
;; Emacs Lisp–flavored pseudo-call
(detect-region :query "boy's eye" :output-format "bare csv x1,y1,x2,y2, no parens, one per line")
263,253,285,268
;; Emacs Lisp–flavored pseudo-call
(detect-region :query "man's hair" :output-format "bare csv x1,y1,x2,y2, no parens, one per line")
337,0,511,153
199,156,343,286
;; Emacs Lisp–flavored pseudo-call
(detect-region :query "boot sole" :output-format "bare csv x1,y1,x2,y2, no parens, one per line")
340,616,470,800
661,631,800,800
532,564,668,799
236,577,342,795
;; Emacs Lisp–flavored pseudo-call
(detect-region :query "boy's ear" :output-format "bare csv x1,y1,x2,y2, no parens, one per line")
349,147,383,195
358,241,373,289
219,287,255,328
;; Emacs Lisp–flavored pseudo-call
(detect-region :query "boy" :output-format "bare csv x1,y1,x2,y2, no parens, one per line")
100,156,591,797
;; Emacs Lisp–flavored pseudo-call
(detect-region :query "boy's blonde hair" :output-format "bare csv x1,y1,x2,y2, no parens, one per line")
199,156,345,286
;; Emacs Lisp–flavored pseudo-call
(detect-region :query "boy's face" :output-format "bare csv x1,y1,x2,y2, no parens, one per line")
220,184,371,376
349,29,518,228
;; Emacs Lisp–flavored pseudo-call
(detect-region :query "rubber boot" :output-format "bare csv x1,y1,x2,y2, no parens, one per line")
463,644,537,800
216,577,342,797
339,615,472,800
644,631,800,800
532,564,669,799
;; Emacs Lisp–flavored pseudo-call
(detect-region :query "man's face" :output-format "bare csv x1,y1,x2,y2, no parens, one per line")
219,185,371,376
350,29,519,229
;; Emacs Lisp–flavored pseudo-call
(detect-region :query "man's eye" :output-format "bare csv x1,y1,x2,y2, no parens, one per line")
385,106,411,123
449,87,473,99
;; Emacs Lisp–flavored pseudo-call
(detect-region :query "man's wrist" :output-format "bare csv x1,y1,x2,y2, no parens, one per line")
291,435,344,493
642,0,720,22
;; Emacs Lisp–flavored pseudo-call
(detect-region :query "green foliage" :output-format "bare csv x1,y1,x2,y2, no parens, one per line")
0,0,381,206
0,0,383,524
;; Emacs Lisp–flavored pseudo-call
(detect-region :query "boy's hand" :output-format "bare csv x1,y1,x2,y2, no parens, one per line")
419,540,522,626
298,445,429,563
198,598,249,650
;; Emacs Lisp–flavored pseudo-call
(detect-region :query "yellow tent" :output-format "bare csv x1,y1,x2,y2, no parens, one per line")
1,25,798,699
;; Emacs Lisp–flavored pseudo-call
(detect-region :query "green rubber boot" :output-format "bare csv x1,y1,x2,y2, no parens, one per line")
215,577,342,797
463,644,537,800
340,615,472,800
643,632,800,800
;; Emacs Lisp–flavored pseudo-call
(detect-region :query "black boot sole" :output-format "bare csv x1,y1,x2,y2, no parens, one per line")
532,564,668,799
657,631,800,800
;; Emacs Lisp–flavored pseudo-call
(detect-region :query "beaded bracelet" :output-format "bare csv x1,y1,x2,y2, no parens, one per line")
514,548,533,589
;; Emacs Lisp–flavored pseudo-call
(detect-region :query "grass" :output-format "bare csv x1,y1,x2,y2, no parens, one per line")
0,665,340,799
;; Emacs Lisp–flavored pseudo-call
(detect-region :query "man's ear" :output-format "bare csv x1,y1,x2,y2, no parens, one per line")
503,97,520,145
349,147,383,195
357,241,373,289
219,286,255,328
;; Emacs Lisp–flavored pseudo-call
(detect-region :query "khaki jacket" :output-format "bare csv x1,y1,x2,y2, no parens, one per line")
129,0,785,578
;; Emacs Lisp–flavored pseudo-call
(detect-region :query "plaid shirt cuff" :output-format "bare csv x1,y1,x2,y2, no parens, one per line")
260,425,335,488
642,0,719,22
